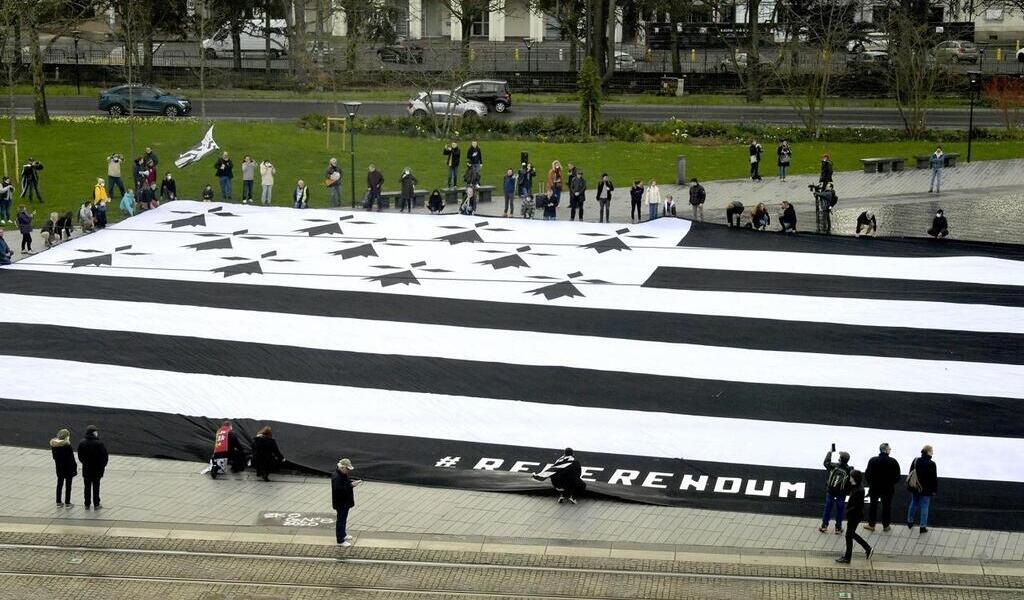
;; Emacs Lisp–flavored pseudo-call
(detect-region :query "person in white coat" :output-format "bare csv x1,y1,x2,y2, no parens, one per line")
643,180,662,221
260,160,276,206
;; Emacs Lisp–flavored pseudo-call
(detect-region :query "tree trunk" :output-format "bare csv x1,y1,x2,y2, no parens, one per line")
291,0,309,86
28,20,49,125
568,34,578,72
745,0,763,103
13,17,23,67
461,18,472,68
265,9,272,75
670,18,681,74
231,23,242,71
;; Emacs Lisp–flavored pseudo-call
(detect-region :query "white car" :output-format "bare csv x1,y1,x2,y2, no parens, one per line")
407,91,488,118
847,33,889,54
202,19,289,60
1017,47,1024,62
614,51,638,71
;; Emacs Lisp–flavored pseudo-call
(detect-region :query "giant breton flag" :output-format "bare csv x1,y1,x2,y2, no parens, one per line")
2,201,1022,529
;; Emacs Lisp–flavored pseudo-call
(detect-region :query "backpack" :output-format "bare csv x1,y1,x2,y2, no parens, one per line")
827,465,850,494
907,458,923,492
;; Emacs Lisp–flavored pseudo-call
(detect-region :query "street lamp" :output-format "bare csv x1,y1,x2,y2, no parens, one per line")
967,71,981,163
342,101,362,208
523,39,533,94
72,28,82,95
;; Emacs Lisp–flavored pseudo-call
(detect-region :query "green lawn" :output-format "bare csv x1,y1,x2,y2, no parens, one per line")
4,118,1023,224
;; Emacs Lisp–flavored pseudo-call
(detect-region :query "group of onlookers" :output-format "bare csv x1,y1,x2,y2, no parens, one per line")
49,426,109,509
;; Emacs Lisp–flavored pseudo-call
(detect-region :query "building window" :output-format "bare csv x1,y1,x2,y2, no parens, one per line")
468,9,490,37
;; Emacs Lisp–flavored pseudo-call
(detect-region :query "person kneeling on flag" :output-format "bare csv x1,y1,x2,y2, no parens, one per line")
533,448,586,504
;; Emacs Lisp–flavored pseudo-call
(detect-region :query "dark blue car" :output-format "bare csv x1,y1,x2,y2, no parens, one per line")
98,85,192,117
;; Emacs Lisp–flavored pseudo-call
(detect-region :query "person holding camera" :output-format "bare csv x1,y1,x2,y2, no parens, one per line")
325,158,343,208
260,160,276,206
107,154,126,199
241,155,257,204
215,152,234,200
748,140,763,181
20,158,44,203
820,446,853,534
813,182,837,232
443,142,461,188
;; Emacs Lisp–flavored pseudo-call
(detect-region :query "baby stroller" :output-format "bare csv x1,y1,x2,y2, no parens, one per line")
521,195,536,219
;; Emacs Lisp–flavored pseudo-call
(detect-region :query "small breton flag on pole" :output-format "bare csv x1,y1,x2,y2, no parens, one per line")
174,125,219,169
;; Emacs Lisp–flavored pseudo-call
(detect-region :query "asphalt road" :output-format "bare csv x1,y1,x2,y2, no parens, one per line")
12,95,1006,129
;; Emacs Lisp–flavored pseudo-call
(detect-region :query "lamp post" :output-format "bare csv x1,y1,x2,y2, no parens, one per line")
967,70,981,163
72,29,82,95
524,39,533,94
342,101,362,208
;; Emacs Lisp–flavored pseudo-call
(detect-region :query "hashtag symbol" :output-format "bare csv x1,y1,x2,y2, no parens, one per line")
434,456,461,468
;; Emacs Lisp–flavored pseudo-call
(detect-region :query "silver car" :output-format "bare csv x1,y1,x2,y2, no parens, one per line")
407,91,488,118
933,40,980,64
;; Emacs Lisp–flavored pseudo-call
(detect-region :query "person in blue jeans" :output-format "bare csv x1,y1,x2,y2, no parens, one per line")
214,152,233,200
819,449,853,534
331,458,361,547
928,147,944,193
907,445,938,533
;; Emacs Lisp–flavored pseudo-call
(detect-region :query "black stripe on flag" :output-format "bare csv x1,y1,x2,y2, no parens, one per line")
642,266,1024,308
2,323,1020,438
2,270,1022,365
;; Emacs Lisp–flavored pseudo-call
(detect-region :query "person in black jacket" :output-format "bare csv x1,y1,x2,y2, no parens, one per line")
251,426,285,482
863,443,901,531
835,470,872,564
820,449,853,534
748,140,763,181
50,428,77,507
688,179,706,222
927,210,949,239
779,200,797,233
595,174,614,223
629,180,644,223
907,445,938,533
77,425,109,509
532,448,586,504
331,458,362,546
855,211,877,236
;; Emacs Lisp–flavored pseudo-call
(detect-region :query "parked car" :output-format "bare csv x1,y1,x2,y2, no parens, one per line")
1018,47,1024,62
718,52,771,73
407,91,488,118
614,51,638,71
933,40,980,64
846,32,889,54
377,43,424,64
98,85,191,117
202,19,289,60
847,51,890,74
453,80,512,113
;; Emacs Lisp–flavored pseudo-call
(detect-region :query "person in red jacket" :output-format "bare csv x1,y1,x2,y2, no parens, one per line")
206,421,245,479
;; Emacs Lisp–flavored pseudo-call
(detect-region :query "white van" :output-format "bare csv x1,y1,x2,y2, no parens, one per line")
202,19,289,60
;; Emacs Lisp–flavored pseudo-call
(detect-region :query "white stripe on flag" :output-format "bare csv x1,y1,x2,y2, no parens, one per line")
3,294,1023,399
2,355,1022,483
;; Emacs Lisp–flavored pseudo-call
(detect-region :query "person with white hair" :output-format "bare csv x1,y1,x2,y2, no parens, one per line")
864,443,901,532
331,458,362,546
856,211,877,236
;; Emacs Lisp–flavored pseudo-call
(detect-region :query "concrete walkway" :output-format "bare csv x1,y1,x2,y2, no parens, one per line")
2,446,1021,570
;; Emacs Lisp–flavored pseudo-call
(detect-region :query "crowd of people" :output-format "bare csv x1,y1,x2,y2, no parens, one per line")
820,443,939,564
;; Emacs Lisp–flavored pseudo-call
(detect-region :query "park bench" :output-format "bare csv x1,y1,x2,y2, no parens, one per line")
914,152,960,169
442,185,495,205
860,157,906,173
379,189,429,207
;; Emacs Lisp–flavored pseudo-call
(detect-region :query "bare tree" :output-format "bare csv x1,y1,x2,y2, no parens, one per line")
587,0,618,85
704,0,771,102
529,0,586,71
436,0,506,67
286,0,310,87
771,0,857,137
884,1,945,137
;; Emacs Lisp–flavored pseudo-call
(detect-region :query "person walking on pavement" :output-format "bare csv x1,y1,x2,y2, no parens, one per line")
399,167,418,213
260,160,276,206
820,446,853,534
332,458,362,546
629,180,644,223
569,169,587,221
443,141,461,188
748,140,763,181
251,426,285,482
50,428,77,507
907,445,938,533
0,176,13,223
835,470,873,564
325,157,343,207
17,206,35,253
214,152,234,200
864,443,901,532
240,155,257,204
77,425,108,510
20,157,44,203
688,178,705,222
366,164,385,211
644,180,662,222
928,146,944,194
927,209,949,239
106,153,126,199
532,448,586,504
596,174,614,223
777,140,792,181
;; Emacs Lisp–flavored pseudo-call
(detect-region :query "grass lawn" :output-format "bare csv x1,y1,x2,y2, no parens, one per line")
13,84,973,108
4,118,1023,224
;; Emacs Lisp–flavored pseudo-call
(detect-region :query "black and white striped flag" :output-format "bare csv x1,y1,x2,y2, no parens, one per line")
2,201,1022,529
174,125,219,169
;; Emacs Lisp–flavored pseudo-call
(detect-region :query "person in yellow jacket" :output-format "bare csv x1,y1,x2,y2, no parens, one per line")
93,178,109,203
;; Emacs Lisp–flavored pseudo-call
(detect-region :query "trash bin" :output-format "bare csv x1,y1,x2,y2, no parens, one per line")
676,156,686,185
660,77,679,96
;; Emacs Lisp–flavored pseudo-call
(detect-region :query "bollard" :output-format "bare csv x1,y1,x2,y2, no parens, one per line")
514,48,520,62
690,48,697,63
470,48,476,61
646,48,653,62
675,156,687,185
558,48,564,61
997,47,1003,61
